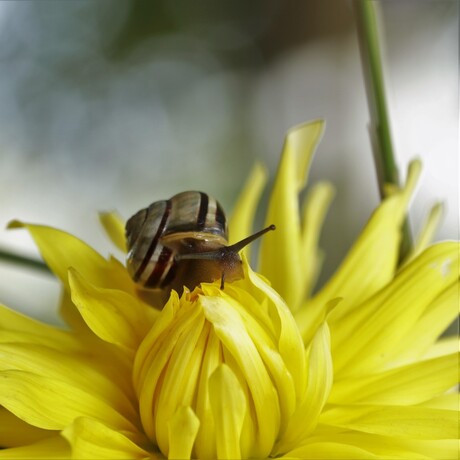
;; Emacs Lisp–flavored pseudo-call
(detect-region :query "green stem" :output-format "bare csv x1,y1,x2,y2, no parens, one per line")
0,248,51,274
354,0,412,261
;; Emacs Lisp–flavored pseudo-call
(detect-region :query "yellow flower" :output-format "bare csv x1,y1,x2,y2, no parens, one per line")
0,120,458,459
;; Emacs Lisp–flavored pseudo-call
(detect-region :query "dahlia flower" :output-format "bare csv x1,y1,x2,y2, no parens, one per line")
0,120,457,459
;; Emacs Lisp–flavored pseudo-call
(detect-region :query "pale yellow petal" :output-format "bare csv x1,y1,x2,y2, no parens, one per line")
404,202,443,265
0,435,70,459
294,432,440,460
329,353,458,405
0,370,137,432
228,162,268,257
68,268,152,352
329,242,458,377
391,282,459,366
99,211,127,252
258,120,325,312
0,407,54,448
417,393,459,410
281,441,379,459
63,417,151,460
422,335,459,360
321,405,457,439
300,182,335,297
167,406,200,460
296,160,422,345
208,364,246,459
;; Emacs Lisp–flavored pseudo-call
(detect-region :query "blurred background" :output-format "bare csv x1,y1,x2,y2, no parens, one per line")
0,0,457,323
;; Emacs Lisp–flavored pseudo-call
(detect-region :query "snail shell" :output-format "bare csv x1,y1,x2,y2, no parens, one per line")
126,190,275,297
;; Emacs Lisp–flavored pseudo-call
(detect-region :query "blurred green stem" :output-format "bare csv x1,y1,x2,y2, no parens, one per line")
0,248,51,274
354,0,412,261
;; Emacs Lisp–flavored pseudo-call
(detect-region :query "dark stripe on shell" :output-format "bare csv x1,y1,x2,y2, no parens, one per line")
145,246,174,288
197,192,209,231
215,201,227,237
133,199,171,282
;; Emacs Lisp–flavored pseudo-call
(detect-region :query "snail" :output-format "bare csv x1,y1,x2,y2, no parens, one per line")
126,191,274,298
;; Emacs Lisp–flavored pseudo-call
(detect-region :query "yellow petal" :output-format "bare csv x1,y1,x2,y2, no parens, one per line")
99,211,127,252
0,303,80,351
200,294,280,457
300,182,335,297
208,364,246,460
228,162,268,257
391,282,459,366
0,370,136,432
68,268,152,352
154,313,207,455
294,432,441,459
0,407,54,448
329,242,458,377
329,353,458,405
63,417,151,459
404,202,444,265
281,441,379,459
275,323,332,455
421,335,459,360
8,221,133,294
0,435,70,459
0,342,139,425
244,261,307,397
296,160,422,345
168,406,200,460
321,405,457,439
258,120,325,312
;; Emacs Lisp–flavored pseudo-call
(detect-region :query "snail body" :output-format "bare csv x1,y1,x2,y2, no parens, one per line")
126,191,274,296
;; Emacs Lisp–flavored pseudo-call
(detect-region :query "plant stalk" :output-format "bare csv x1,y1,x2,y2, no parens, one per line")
354,0,412,261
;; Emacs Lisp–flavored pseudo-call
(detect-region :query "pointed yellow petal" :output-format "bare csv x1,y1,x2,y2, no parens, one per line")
0,436,70,459
258,120,325,312
321,405,457,439
228,162,268,257
63,417,151,459
167,406,200,460
422,336,459,360
99,211,127,252
68,268,151,352
329,353,458,405
296,160,422,344
330,242,458,377
0,303,80,351
208,364,246,460
8,222,133,293
300,182,335,297
404,202,444,265
0,370,136,432
0,407,54,448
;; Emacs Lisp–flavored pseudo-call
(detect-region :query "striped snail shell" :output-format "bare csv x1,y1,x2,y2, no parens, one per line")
126,191,274,295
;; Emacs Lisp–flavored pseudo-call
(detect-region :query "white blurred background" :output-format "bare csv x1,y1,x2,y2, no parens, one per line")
0,0,457,324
